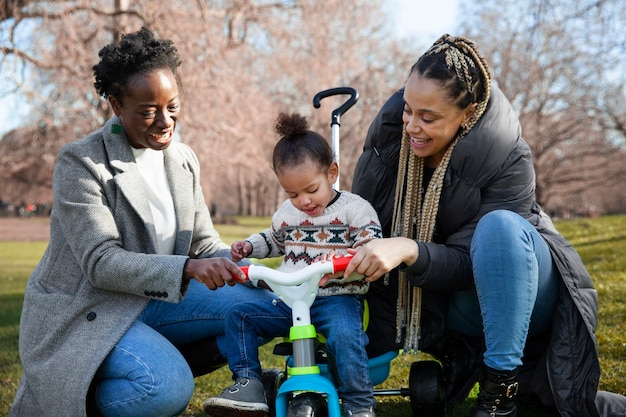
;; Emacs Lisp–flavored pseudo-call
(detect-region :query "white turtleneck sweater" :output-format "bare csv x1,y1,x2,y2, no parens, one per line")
132,147,177,255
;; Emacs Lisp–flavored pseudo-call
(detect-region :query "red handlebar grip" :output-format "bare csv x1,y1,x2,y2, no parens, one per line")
240,265,250,278
232,265,250,282
332,255,353,273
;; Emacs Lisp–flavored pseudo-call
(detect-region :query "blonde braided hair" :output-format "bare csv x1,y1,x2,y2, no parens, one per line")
391,35,492,352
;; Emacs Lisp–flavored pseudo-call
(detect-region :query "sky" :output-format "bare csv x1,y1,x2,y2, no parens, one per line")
383,0,460,41
0,1,460,137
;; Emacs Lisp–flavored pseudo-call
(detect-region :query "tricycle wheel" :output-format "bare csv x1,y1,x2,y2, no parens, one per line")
408,360,445,417
262,368,286,417
286,392,328,417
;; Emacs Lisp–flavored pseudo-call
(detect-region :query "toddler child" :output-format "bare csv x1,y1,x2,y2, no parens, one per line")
203,112,382,417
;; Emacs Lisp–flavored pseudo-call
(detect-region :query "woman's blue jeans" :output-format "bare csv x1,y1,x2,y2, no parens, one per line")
221,294,376,413
446,210,559,371
93,280,275,417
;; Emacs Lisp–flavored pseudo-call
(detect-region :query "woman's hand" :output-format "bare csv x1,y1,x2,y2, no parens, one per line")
184,258,246,290
343,237,419,282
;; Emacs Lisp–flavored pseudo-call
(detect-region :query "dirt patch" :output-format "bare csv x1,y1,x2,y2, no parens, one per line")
0,217,50,241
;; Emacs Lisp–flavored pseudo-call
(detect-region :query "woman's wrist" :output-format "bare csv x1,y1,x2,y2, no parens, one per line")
386,236,419,266
182,257,192,282
403,237,419,265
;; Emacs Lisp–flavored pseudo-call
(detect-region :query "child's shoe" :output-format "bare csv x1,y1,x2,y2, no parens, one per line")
202,377,269,417
346,406,376,417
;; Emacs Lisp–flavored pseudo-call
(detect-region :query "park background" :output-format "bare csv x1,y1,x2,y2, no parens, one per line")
2,0,626,218
1,0,626,416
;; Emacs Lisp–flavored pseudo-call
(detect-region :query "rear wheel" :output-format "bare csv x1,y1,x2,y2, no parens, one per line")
408,360,445,417
286,392,329,417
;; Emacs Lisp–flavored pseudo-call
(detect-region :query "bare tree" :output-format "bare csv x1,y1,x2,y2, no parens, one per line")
1,0,415,216
457,0,626,215
0,123,59,204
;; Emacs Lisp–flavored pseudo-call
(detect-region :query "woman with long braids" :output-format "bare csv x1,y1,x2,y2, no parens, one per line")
344,35,626,417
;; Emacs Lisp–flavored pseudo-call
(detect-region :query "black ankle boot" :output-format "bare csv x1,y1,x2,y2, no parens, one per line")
469,366,519,417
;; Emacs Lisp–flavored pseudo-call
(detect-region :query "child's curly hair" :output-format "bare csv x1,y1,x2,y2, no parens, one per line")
272,112,334,175
93,27,181,100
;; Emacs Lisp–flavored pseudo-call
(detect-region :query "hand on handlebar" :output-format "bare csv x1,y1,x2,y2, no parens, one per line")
313,251,338,287
342,238,419,282
314,251,338,286
184,257,246,290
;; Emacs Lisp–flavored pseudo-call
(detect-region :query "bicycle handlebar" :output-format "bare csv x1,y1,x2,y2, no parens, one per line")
238,255,352,284
235,255,357,310
330,254,352,272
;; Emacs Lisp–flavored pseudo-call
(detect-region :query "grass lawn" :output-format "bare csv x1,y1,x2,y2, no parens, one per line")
1,215,625,416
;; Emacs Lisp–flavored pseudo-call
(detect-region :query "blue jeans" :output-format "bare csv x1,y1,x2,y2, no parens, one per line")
446,210,559,371
94,280,275,417
221,294,375,412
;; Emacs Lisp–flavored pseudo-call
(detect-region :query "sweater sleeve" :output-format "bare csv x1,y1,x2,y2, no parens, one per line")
246,200,295,259
346,193,383,247
246,230,281,259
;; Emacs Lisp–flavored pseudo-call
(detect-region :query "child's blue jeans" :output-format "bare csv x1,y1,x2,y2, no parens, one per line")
220,294,376,413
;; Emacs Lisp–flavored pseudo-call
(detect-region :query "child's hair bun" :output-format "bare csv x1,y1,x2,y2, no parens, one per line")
275,112,309,138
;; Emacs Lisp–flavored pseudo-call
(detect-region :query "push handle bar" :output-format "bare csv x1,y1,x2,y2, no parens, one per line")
312,87,359,127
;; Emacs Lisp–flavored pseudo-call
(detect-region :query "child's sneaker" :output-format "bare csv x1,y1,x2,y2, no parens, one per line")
202,377,269,417
346,406,376,417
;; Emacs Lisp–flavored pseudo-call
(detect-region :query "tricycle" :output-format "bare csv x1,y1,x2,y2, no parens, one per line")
235,254,445,417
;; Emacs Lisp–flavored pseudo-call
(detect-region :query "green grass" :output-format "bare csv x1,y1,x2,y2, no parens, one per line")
213,216,273,246
1,215,625,416
0,241,48,414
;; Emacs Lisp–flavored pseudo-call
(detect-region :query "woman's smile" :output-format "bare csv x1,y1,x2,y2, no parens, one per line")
148,130,173,145
409,135,431,148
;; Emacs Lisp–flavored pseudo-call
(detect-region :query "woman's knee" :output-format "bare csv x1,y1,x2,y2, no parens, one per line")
102,357,194,417
96,322,195,417
154,347,195,393
475,210,521,237
471,210,532,256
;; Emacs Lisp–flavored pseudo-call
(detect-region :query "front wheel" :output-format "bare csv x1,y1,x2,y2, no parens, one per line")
286,392,329,417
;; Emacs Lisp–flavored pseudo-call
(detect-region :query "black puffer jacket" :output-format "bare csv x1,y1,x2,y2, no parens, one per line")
352,84,601,416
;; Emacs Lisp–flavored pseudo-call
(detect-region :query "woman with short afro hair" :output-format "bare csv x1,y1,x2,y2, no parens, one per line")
10,27,274,417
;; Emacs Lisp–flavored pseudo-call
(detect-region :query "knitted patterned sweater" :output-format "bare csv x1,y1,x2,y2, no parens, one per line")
246,191,383,296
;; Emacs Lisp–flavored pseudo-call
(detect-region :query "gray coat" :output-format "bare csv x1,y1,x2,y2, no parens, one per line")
353,84,602,416
10,117,230,417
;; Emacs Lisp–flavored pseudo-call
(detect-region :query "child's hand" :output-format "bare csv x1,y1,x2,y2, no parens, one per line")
313,250,336,263
231,240,251,262
256,280,273,291
317,250,340,286
319,270,343,287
